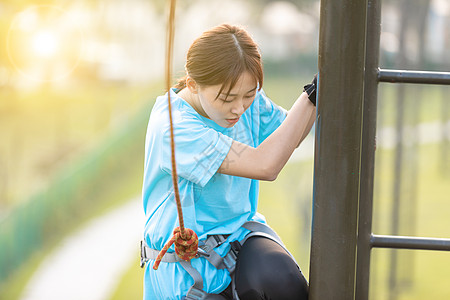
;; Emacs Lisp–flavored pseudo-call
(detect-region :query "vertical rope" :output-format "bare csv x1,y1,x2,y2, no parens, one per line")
165,0,185,238
153,0,198,270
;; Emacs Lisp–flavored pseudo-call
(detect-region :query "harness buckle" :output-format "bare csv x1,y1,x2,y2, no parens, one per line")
223,240,241,274
196,247,210,258
230,240,241,256
183,286,208,300
213,235,227,246
195,241,211,258
140,240,148,268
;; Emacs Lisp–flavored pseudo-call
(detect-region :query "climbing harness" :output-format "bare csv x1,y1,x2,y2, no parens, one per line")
141,221,299,300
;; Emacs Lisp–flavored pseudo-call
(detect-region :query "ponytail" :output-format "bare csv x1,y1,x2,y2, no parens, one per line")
173,75,187,90
174,24,263,97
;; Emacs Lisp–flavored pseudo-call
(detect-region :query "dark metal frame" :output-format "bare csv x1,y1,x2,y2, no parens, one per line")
309,0,368,299
355,0,381,298
311,0,450,299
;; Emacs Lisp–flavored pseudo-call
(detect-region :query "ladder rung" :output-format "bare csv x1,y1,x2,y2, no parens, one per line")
378,68,450,85
371,234,450,251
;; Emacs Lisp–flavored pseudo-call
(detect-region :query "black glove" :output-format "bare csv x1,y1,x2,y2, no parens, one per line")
303,74,317,106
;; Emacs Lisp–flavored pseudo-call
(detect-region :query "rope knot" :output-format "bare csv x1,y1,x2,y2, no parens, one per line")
153,227,198,270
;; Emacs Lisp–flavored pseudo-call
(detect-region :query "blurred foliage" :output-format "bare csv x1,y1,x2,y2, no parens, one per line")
0,82,164,298
0,93,151,286
0,83,157,207
264,53,318,79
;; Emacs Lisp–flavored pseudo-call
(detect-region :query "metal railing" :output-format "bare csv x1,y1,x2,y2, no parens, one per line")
371,235,450,251
311,0,450,299
378,69,450,85
355,1,450,300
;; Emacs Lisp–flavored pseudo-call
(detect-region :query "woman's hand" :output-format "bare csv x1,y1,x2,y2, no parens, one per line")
303,74,318,106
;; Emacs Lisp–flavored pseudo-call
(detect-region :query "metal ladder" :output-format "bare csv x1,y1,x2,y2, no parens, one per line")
309,0,450,299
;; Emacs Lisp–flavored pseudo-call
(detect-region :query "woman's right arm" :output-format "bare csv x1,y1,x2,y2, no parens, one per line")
217,91,316,181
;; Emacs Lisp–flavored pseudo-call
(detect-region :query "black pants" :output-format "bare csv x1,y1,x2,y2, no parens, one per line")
219,236,309,300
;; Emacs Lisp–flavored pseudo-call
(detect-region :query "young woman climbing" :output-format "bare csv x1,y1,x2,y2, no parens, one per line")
141,23,317,300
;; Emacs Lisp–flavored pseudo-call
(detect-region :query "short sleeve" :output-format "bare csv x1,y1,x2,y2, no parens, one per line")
160,117,233,187
257,90,288,144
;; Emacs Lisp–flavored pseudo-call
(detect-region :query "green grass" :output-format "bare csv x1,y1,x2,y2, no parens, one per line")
0,242,54,300
110,260,145,300
377,84,449,127
370,143,450,300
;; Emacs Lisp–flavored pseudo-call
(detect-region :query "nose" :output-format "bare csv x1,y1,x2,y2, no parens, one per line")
231,98,245,116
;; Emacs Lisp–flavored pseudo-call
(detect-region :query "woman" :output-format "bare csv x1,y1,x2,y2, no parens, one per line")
141,24,316,299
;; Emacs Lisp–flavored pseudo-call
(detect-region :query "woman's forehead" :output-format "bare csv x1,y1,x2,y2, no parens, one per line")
222,72,258,94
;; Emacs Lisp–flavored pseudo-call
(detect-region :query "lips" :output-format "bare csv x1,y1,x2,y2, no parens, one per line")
226,117,240,124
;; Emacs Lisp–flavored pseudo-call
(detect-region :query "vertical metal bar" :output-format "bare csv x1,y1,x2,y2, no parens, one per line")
389,1,409,298
355,0,381,299
309,1,368,299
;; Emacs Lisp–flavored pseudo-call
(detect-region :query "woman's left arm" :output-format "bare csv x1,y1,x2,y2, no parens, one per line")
217,92,316,181
295,107,316,147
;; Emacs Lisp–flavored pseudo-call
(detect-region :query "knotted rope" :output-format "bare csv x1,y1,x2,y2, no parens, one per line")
153,0,199,270
153,227,198,270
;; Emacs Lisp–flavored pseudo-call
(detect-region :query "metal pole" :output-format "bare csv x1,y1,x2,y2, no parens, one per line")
371,235,450,251
378,69,450,85
309,1,368,299
355,0,381,299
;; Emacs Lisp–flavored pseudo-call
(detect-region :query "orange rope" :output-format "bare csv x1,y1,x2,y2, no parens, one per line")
153,0,199,270
153,227,198,270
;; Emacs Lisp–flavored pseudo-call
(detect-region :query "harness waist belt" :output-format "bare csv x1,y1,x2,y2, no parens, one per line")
140,221,295,300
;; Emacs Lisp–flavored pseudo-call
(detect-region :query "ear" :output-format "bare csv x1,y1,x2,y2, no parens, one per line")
186,76,198,94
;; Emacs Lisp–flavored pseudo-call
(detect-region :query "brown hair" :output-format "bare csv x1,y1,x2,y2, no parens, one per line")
174,24,263,99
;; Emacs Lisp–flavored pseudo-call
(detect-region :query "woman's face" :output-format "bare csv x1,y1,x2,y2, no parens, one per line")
196,72,258,128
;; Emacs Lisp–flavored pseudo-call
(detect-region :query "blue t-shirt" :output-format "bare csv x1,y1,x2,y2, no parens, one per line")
142,88,287,299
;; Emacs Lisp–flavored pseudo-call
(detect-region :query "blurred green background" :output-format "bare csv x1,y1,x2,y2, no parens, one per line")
0,0,449,300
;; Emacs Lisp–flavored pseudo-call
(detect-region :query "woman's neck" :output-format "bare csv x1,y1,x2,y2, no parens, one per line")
177,88,208,118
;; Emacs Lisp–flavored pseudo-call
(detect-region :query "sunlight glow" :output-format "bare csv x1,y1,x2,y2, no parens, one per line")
32,30,59,58
7,5,84,83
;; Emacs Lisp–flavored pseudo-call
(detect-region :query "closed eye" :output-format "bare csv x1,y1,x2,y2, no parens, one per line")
219,93,255,102
219,98,235,103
